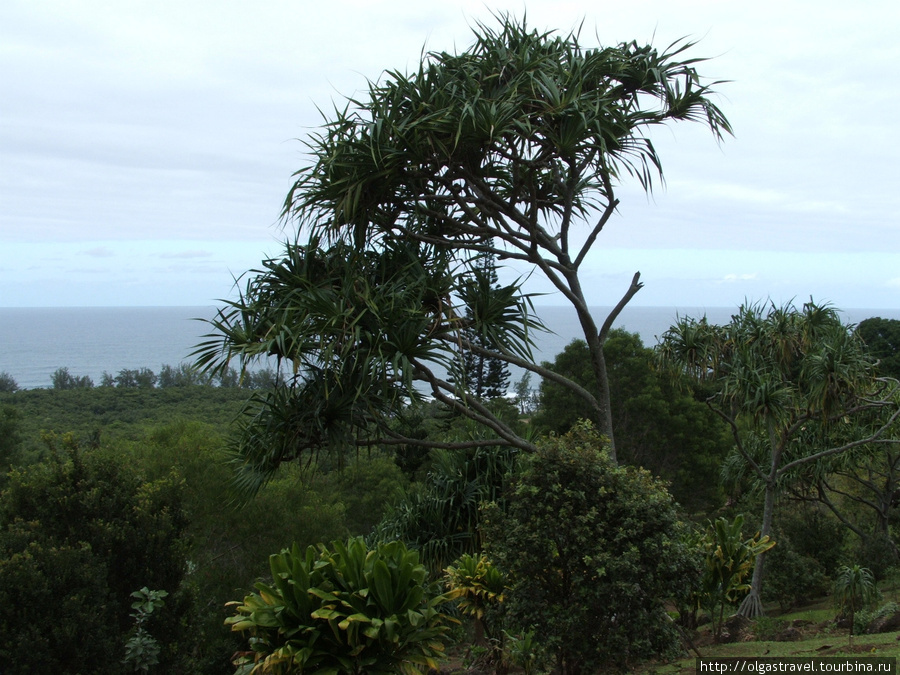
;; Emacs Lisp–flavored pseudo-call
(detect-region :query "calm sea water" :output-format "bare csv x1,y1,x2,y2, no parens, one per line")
2,305,899,390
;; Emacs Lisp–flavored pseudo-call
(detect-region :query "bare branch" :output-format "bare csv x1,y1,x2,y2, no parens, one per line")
598,272,644,343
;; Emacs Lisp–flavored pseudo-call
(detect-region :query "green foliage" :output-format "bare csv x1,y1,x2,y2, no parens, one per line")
483,422,699,673
445,553,507,622
373,445,519,574
855,534,898,581
852,600,898,636
502,630,546,675
198,13,731,470
2,385,249,459
158,362,210,387
122,420,404,674
762,541,828,613
0,439,190,674
536,333,730,511
123,587,169,674
858,317,900,380
512,372,539,416
455,250,511,400
762,506,840,611
752,617,789,641
658,300,900,616
445,553,507,651
197,235,542,494
0,371,19,393
51,366,94,389
834,565,879,634
698,515,775,639
115,367,159,388
0,404,22,478
226,537,454,675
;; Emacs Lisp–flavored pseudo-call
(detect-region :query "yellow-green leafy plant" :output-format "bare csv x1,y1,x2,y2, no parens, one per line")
226,537,454,675
699,515,775,640
445,553,508,646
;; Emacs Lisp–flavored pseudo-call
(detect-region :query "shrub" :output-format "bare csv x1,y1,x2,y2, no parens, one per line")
226,537,455,674
445,552,508,656
853,601,899,635
762,538,828,612
483,421,699,673
373,445,519,574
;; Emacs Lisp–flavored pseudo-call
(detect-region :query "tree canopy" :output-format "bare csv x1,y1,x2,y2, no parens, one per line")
658,300,900,616
535,331,730,511
195,15,731,488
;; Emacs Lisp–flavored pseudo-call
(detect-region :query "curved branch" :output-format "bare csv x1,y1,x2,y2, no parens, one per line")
777,403,900,477
410,358,538,452
461,338,603,414
598,271,644,343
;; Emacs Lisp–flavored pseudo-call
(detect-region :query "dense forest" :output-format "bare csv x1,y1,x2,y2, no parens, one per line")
1,314,900,673
5,15,900,675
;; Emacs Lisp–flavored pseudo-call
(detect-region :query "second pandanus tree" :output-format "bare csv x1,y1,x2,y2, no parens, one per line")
658,300,900,617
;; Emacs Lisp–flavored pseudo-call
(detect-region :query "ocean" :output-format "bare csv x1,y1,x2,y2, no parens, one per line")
2,305,899,390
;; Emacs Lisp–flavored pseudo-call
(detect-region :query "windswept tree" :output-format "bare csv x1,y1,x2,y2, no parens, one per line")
195,16,731,489
658,300,900,616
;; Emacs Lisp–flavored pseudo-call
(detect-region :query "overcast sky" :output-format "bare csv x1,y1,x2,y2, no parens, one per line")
2,0,899,310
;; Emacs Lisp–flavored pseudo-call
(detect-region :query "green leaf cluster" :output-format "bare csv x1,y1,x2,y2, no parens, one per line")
373,443,519,574
195,12,732,474
444,553,507,621
195,237,540,494
226,537,454,675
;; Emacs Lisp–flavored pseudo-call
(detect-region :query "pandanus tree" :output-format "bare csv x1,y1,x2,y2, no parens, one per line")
195,15,731,489
658,300,900,617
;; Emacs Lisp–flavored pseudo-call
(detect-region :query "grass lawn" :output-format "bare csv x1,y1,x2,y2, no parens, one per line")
645,595,900,674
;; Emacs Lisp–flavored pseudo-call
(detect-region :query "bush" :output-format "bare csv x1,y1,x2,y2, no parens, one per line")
699,515,774,640
0,404,22,478
483,422,699,673
226,537,455,674
762,538,829,612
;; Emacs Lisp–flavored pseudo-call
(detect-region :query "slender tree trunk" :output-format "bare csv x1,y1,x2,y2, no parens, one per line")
739,420,780,618
738,479,775,617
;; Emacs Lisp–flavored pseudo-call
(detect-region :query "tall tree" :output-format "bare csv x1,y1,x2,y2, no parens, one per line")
658,300,900,616
195,15,730,487
457,250,511,399
858,317,900,380
534,331,730,511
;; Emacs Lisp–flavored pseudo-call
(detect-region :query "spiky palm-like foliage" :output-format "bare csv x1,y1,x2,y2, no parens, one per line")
197,14,732,485
658,300,900,616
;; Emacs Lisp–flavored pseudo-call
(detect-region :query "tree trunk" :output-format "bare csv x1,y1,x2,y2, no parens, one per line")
738,476,777,618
